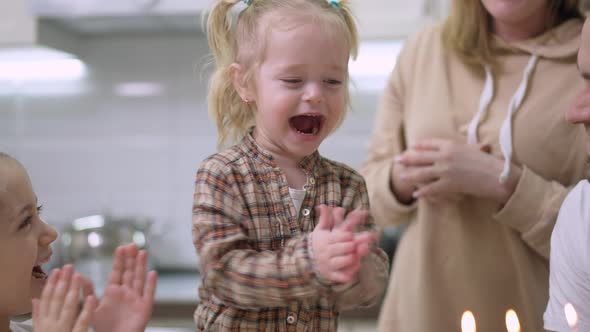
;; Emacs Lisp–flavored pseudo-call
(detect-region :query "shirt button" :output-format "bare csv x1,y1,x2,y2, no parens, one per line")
286,313,297,324
302,208,310,216
309,177,316,185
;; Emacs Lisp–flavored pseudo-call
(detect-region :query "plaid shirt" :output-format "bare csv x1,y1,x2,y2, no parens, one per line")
192,134,389,331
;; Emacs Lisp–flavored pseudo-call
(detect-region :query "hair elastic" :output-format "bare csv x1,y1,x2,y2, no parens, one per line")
327,0,340,8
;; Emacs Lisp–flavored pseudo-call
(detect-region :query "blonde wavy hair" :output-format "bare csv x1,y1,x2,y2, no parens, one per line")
442,0,582,67
206,0,359,149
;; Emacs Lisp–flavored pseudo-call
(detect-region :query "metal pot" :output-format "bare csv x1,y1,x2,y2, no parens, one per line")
57,214,154,294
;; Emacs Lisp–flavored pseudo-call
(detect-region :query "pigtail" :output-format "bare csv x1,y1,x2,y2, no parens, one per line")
207,0,254,149
333,0,359,60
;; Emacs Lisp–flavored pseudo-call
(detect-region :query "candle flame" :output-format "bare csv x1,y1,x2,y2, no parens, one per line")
505,309,521,332
461,311,476,332
565,303,578,328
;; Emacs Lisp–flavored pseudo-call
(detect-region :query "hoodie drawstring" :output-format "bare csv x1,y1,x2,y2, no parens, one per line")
467,54,539,183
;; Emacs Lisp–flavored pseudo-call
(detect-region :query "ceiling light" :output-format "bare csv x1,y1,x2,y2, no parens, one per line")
0,47,86,81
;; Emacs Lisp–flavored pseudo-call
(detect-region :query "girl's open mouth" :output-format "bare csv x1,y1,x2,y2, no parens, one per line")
289,114,325,136
32,265,47,279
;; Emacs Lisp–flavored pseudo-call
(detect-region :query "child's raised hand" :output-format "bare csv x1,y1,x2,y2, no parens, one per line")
33,265,97,332
311,205,362,284
331,207,378,257
92,243,157,332
330,207,378,278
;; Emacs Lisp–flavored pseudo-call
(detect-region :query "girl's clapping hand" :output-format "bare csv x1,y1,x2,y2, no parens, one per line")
32,265,96,332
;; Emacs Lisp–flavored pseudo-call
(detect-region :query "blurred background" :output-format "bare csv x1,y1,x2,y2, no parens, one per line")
0,0,452,330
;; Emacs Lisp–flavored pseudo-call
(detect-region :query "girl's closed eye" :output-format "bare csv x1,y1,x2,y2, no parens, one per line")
324,79,342,86
18,205,43,230
19,215,33,230
281,78,303,86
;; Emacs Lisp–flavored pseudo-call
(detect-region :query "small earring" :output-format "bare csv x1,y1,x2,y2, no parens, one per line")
243,99,252,106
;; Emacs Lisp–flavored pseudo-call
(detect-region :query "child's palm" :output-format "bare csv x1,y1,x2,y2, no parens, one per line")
93,283,154,332
92,243,157,332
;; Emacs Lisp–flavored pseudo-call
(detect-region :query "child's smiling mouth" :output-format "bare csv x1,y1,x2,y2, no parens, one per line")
289,114,325,136
32,253,52,279
32,265,47,279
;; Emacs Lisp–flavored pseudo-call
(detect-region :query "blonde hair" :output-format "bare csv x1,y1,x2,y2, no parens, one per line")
442,0,582,67
0,153,21,214
206,0,359,149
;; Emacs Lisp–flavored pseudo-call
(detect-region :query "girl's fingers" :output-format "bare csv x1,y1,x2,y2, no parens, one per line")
339,209,369,233
72,295,97,332
328,231,354,244
326,241,356,257
314,205,335,230
60,273,82,322
107,246,126,285
331,207,346,226
40,268,60,315
133,250,148,295
49,265,74,319
353,232,378,246
143,270,158,305
356,243,370,257
329,254,357,270
122,246,137,288
339,257,361,277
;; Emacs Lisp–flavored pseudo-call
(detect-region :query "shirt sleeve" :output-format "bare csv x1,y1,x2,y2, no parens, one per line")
544,182,590,331
192,160,331,310
493,166,578,259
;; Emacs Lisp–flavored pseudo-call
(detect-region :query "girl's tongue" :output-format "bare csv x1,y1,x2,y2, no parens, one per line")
290,115,323,135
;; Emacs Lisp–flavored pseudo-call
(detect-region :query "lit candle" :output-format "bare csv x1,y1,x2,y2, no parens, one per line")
564,303,580,332
505,309,521,332
461,311,476,332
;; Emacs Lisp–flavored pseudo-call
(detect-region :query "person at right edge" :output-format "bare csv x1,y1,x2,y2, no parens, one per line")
361,1,588,331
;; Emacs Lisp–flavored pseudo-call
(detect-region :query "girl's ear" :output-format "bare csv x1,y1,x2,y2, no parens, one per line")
230,63,254,101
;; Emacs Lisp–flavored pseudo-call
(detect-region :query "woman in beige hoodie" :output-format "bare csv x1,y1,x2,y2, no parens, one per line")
361,1,588,331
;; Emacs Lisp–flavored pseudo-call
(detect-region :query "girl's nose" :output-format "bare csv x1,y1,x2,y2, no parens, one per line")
303,83,323,104
39,220,58,246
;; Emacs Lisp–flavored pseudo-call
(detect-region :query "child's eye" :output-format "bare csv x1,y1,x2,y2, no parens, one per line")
18,205,42,230
324,79,342,85
281,79,302,85
18,216,33,230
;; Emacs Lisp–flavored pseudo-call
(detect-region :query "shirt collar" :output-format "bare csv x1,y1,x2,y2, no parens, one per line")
240,130,321,174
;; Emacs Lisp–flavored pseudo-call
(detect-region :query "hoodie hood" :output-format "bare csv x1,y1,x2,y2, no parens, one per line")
468,18,582,183
491,18,583,60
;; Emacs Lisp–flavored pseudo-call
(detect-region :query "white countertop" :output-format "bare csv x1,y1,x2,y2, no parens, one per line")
154,272,200,304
